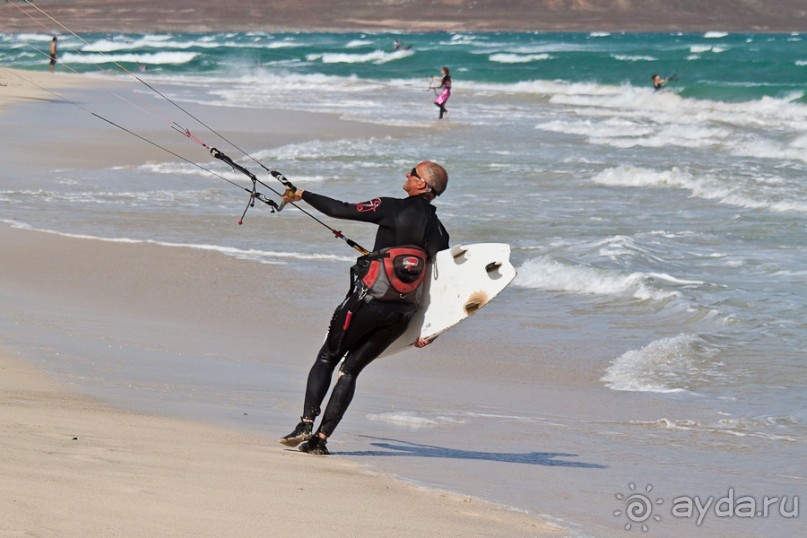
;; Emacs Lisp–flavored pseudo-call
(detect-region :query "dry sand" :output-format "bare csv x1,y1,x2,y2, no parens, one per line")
2,0,805,33
0,71,561,536
0,67,89,113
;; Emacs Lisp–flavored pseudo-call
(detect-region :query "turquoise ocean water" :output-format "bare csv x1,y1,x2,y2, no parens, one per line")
2,31,805,535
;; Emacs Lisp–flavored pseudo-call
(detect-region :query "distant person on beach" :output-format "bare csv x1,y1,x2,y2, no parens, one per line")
49,36,58,73
430,66,451,119
279,162,450,455
651,73,668,91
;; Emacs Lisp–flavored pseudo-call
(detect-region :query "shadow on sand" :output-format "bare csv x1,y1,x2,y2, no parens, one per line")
338,435,606,468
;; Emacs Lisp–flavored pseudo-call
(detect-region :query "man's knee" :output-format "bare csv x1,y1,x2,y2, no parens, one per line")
338,362,359,380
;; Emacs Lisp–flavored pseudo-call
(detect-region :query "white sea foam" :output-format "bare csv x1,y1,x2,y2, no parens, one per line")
515,256,678,302
345,39,373,48
612,54,657,62
61,51,199,65
536,113,731,150
601,334,721,393
536,87,807,162
630,417,801,442
80,34,300,52
689,44,726,54
731,133,807,165
489,53,551,63
591,166,807,213
137,161,213,175
308,49,413,65
591,165,694,189
447,34,478,45
1,220,352,264
704,31,729,39
251,138,379,165
593,235,663,263
257,37,300,49
135,160,333,187
366,412,467,428
1,187,218,207
15,33,55,42
82,35,177,53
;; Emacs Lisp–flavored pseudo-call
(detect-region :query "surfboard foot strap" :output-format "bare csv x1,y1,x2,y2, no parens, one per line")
451,245,468,258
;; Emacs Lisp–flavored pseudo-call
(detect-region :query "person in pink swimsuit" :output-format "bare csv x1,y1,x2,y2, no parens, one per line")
431,66,451,119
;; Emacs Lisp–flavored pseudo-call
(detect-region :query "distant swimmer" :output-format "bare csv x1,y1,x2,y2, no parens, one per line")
430,66,452,120
49,36,57,73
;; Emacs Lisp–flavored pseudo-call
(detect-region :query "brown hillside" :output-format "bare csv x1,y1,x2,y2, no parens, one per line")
2,0,805,33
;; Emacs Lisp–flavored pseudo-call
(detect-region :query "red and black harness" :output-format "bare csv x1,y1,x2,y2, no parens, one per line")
357,245,429,303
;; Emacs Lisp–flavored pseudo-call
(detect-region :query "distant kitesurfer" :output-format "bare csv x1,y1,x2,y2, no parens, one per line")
393,39,411,51
279,162,450,455
651,73,668,91
49,36,57,73
430,66,452,119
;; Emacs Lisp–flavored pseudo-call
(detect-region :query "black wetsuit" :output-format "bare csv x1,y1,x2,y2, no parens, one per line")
300,191,449,436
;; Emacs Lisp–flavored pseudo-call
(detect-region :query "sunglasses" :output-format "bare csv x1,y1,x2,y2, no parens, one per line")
409,167,434,191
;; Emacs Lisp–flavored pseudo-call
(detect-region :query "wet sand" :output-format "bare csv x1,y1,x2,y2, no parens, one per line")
0,343,558,536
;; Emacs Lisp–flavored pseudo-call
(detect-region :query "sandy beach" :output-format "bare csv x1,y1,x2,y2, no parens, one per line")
0,70,563,536
0,67,89,112
0,345,558,537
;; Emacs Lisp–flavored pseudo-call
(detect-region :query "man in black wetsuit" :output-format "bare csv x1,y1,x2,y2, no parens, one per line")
279,161,450,455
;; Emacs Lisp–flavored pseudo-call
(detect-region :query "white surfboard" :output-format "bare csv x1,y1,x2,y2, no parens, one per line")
380,243,517,357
